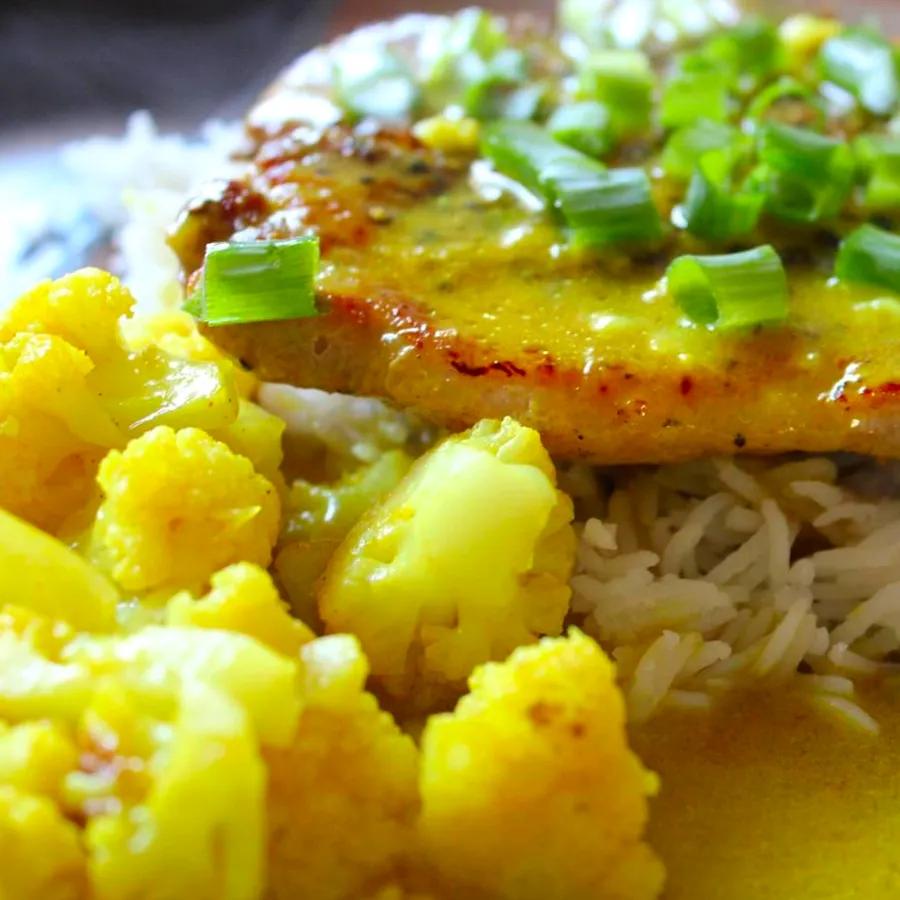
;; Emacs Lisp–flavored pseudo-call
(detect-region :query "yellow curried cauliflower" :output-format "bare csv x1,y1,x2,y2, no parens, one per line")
0,269,243,534
92,426,280,592
166,562,314,658
0,784,86,900
266,634,420,900
0,507,118,632
0,333,119,532
0,268,132,360
84,682,267,900
418,629,664,900
0,721,78,799
319,418,575,707
275,449,413,627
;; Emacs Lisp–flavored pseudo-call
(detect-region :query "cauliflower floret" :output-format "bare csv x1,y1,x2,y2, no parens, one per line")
121,309,258,398
0,784,86,900
275,449,413,626
166,563,314,658
0,269,242,533
0,268,132,361
212,399,286,489
319,417,575,708
92,426,280,592
0,506,118,632
84,682,266,900
419,629,664,900
266,634,420,900
0,333,120,532
0,721,78,799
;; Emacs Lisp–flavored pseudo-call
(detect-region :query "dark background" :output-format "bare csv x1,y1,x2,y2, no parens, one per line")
0,0,544,131
0,0,896,132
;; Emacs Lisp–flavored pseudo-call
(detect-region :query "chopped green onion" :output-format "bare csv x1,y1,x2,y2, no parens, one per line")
189,237,320,326
854,134,900,211
835,224,900,294
562,167,663,248
700,17,782,83
547,101,613,158
443,7,506,59
745,76,825,129
481,120,589,199
481,121,662,246
666,245,789,329
577,50,655,136
819,28,899,117
682,149,764,240
334,50,419,122
751,121,854,223
660,67,730,128
661,120,743,182
461,47,528,119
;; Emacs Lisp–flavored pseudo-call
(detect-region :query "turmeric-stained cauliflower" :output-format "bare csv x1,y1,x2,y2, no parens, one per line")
266,634,420,900
275,449,413,626
82,682,267,900
166,562,314,657
0,784,86,900
0,506,118,632
92,426,280,592
419,629,664,900
0,333,118,532
0,269,241,535
319,417,575,707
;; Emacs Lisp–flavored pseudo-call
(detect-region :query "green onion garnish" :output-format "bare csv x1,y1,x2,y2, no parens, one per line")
462,48,532,120
666,245,789,329
745,76,825,129
547,101,613,158
751,121,854,223
819,29,899,117
563,167,664,248
661,120,743,182
661,68,730,128
854,134,900,211
682,150,763,241
481,120,588,200
835,225,900,294
187,237,320,326
335,50,419,122
482,121,662,246
577,50,655,137
700,17,782,83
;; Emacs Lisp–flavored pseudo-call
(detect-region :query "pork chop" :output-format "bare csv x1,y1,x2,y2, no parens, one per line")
169,13,900,464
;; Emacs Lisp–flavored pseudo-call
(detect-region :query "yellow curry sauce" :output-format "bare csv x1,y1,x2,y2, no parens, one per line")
634,689,900,898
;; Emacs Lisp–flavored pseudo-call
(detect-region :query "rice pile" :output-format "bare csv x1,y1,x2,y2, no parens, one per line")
568,456,900,731
59,115,900,733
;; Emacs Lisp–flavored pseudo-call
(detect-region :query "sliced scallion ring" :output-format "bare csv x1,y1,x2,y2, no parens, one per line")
661,119,743,182
682,149,763,240
334,50,419,122
835,224,900,294
660,68,730,128
547,101,613,158
562,166,663,247
666,245,789,329
187,237,320,326
819,28,899,117
577,49,655,137
751,121,854,223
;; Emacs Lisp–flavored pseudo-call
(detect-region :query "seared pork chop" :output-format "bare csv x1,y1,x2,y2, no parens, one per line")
170,14,900,464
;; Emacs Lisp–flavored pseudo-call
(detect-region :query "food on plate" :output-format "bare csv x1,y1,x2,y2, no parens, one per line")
172,7,900,464
5,0,900,897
